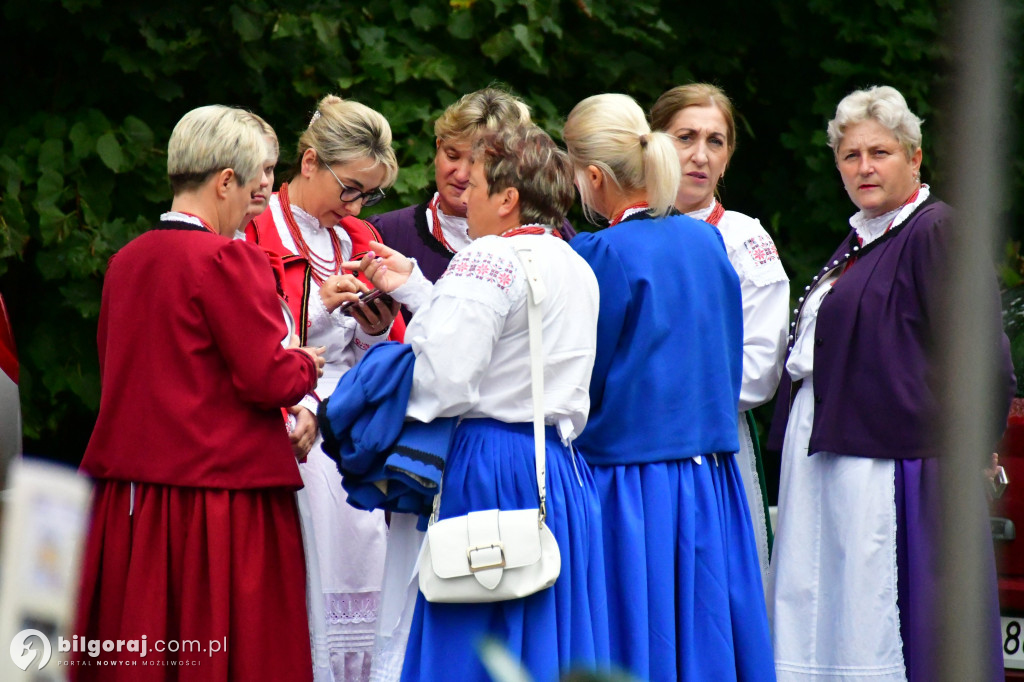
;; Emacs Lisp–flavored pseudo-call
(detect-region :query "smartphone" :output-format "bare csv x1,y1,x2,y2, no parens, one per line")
338,288,393,315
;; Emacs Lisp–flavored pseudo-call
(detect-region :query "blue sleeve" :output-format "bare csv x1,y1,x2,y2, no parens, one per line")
571,232,631,416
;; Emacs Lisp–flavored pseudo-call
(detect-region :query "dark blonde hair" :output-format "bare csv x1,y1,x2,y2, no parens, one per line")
434,88,531,144
650,83,738,160
296,95,398,187
473,125,574,229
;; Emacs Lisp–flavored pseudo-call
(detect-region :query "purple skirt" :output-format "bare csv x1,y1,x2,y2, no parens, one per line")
895,459,1003,681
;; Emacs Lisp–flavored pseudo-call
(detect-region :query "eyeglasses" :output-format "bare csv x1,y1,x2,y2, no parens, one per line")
321,161,385,207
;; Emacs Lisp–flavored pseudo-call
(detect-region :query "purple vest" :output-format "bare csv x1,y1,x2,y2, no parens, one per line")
767,198,1014,459
368,201,579,322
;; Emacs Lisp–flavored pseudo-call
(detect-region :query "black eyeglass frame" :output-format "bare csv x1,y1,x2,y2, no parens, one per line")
320,161,386,207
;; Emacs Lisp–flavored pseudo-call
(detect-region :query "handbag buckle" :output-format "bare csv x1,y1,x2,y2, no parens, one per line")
467,543,505,572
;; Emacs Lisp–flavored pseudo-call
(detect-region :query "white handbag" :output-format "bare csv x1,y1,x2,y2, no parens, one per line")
418,244,561,603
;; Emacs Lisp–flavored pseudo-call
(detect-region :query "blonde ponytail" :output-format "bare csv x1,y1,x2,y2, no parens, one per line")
641,131,681,217
563,93,679,219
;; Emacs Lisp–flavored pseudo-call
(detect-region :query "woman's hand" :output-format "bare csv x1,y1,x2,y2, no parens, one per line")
986,452,1008,499
287,405,318,462
350,295,401,336
289,334,326,377
343,241,414,293
320,273,369,313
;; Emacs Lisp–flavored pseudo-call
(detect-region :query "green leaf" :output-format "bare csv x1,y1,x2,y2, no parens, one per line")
122,116,154,149
390,162,430,195
39,138,64,175
36,169,65,206
69,122,94,161
230,5,264,41
1002,266,1024,289
448,9,474,39
96,132,125,172
36,204,68,246
0,155,23,184
410,6,440,30
59,280,103,319
539,16,562,39
356,25,387,47
311,13,342,46
511,25,543,67
481,29,516,62
83,110,112,135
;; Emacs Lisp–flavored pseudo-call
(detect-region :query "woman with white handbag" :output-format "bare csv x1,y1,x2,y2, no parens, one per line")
344,124,609,681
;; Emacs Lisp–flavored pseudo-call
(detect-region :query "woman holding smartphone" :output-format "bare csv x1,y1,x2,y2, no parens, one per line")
244,95,400,682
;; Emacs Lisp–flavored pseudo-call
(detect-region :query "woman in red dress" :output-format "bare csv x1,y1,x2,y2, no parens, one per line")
73,105,325,681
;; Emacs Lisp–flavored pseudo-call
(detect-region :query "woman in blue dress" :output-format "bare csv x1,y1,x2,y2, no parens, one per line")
563,93,776,682
349,124,608,681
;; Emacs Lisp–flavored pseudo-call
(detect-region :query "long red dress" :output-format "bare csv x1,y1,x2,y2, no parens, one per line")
72,217,319,681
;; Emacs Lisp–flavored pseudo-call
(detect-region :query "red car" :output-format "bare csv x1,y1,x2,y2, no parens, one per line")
994,397,1024,679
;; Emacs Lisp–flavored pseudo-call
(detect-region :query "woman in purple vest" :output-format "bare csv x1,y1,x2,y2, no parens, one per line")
767,85,1015,682
368,89,533,288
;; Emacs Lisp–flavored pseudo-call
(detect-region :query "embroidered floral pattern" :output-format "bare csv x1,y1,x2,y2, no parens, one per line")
743,234,780,266
440,251,518,291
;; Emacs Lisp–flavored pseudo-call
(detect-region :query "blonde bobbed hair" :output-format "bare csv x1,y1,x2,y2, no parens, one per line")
563,93,680,221
296,95,398,187
167,105,268,193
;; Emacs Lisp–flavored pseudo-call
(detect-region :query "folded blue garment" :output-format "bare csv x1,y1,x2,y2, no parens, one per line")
318,342,456,519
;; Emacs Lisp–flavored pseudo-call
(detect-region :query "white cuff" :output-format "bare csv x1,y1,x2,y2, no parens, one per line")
390,261,433,314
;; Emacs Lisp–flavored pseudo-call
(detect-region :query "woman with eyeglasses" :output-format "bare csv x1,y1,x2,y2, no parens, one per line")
245,94,400,682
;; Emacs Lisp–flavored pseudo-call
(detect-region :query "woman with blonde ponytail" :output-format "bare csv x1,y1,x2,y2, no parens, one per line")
565,93,776,682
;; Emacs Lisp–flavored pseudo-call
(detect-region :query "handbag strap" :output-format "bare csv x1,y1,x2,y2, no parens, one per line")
427,242,549,526
515,244,548,524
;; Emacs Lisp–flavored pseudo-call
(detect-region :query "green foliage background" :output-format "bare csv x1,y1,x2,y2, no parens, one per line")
2,0,1022,463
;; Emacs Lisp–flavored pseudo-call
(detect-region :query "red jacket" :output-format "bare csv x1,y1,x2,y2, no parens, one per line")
246,203,406,345
81,220,318,489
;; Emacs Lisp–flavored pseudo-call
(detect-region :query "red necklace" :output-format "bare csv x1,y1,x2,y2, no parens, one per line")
841,187,922,276
609,202,650,226
428,193,459,253
176,211,217,234
278,182,345,285
705,201,725,227
500,225,549,238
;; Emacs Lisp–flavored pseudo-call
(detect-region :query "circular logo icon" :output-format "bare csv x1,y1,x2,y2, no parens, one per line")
10,629,52,671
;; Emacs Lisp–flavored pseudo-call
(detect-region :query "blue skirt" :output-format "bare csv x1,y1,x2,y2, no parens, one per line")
401,418,610,682
591,455,776,682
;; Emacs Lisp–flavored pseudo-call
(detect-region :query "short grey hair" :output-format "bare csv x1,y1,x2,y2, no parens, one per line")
827,85,923,158
167,105,268,193
473,125,574,229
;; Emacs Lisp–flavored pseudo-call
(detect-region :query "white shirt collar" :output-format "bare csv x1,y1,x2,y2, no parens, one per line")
160,211,206,229
685,197,717,222
849,184,930,245
427,192,472,252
